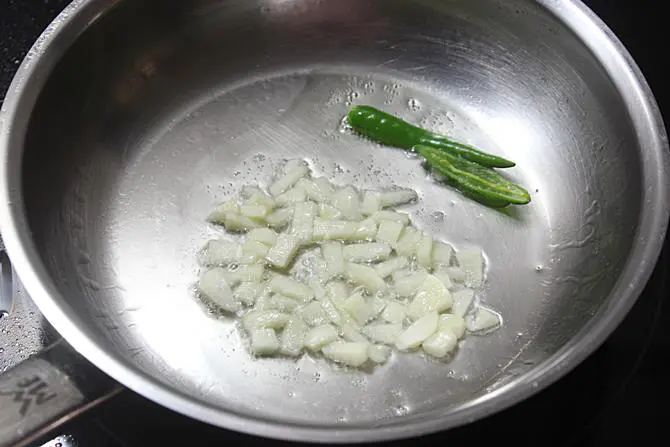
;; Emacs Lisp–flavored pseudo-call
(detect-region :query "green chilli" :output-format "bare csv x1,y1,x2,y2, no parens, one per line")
347,105,515,168
415,145,531,205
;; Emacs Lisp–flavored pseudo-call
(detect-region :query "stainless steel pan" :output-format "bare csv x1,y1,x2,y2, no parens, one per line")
1,0,668,444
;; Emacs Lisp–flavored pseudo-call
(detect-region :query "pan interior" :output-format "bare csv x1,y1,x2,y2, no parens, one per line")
20,0,641,426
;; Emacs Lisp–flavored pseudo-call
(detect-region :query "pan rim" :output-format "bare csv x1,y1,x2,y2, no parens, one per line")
1,0,668,442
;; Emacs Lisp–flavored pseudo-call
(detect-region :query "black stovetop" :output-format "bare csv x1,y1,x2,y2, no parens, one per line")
1,1,668,446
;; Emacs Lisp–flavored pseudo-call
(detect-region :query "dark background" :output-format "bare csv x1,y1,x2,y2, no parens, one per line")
1,0,667,446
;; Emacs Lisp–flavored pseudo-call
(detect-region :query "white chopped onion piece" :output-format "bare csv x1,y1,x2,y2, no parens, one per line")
395,227,422,256
416,234,433,269
362,323,403,345
240,203,269,220
360,191,382,216
341,292,375,325
246,228,278,246
455,249,485,288
233,281,265,306
250,328,280,355
319,297,342,325
241,239,270,263
381,301,407,324
312,177,335,197
318,203,342,220
370,210,411,225
445,267,467,283
433,269,453,290
380,189,418,207
305,324,339,351
198,268,240,312
374,256,409,279
199,239,241,266
331,186,361,220
308,278,327,300
266,207,294,229
325,281,349,305
269,163,310,196
439,314,466,339
313,219,376,242
242,186,276,210
368,344,391,364
267,294,300,312
265,234,301,269
216,212,264,232
274,187,307,206
393,271,429,297
407,275,453,321
299,301,329,327
291,201,315,243
242,310,290,332
395,311,439,351
280,315,308,356
342,243,391,263
422,330,458,358
225,264,265,286
451,289,475,318
345,263,386,292
296,178,331,203
322,241,345,278
321,341,369,367
465,306,501,333
268,274,314,302
432,241,454,268
205,200,239,223
341,323,368,343
375,219,405,247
